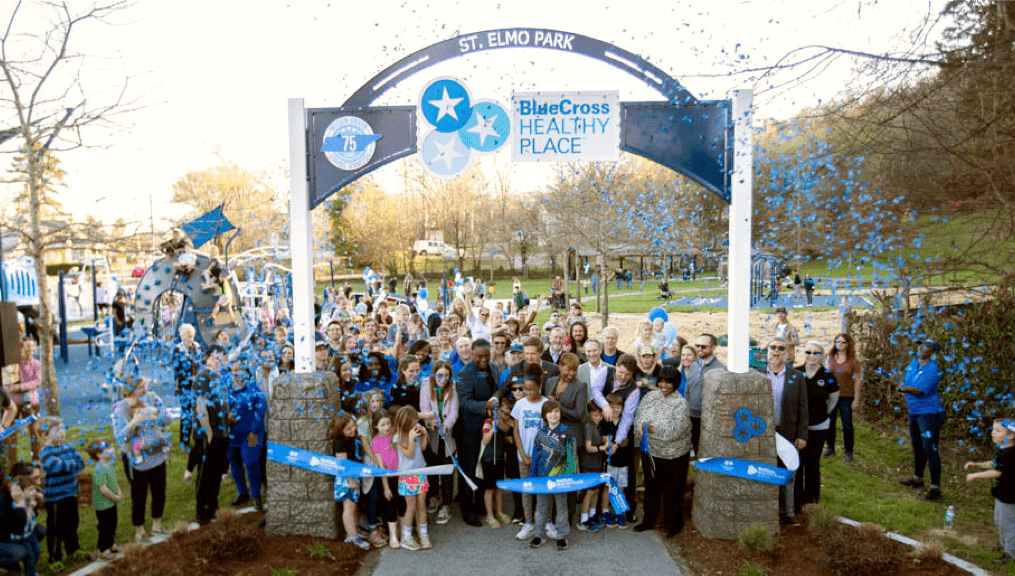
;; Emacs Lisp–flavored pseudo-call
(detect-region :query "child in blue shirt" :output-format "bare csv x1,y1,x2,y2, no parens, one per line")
529,400,577,551
40,417,85,565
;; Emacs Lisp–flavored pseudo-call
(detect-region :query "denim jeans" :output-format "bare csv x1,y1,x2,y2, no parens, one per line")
909,411,946,487
826,397,855,453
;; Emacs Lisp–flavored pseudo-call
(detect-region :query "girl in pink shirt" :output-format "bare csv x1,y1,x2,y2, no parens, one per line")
370,409,403,549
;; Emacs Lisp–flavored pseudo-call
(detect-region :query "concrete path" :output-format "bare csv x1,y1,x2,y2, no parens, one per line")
370,510,682,576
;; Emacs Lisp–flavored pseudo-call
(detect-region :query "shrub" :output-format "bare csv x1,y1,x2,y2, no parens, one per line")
737,522,775,553
739,561,767,576
820,525,901,576
802,503,839,534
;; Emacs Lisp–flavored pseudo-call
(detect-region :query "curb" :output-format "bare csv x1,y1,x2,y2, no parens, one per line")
836,516,990,576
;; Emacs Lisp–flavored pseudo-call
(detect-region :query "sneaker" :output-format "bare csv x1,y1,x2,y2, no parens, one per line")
427,497,440,514
436,506,451,525
529,536,544,549
389,537,400,550
844,451,853,463
899,477,924,488
615,515,629,530
401,535,421,551
369,530,387,548
486,517,501,529
922,488,943,502
577,520,589,532
510,515,524,524
497,513,512,524
821,447,835,458
516,523,535,540
545,522,559,540
557,538,569,551
419,533,432,550
583,519,601,533
344,536,370,551
602,511,617,528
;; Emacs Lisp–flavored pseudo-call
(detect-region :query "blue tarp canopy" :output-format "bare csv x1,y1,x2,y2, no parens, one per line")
180,204,235,249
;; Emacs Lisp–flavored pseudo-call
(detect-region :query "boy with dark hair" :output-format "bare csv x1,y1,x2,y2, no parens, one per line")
528,400,577,551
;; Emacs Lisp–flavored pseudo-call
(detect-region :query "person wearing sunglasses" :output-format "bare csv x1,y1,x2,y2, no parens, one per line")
757,336,808,525
794,342,839,515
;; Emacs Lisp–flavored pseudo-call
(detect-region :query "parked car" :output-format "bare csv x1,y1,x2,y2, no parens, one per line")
412,240,457,260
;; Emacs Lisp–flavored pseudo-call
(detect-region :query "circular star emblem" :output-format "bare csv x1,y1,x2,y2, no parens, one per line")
458,100,511,154
421,129,471,178
420,78,472,133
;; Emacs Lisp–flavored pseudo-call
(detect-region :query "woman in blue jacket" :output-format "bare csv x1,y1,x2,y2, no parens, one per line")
893,339,946,501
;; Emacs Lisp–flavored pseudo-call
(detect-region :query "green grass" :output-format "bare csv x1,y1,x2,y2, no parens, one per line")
11,421,244,575
818,419,1013,574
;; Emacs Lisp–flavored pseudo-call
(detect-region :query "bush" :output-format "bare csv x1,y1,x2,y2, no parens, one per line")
737,522,775,553
855,283,1015,455
820,525,901,576
739,561,767,576
802,503,839,534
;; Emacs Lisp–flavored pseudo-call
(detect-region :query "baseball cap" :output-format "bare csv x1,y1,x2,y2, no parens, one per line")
509,343,524,353
776,306,787,313
639,345,657,356
314,333,328,347
918,338,941,352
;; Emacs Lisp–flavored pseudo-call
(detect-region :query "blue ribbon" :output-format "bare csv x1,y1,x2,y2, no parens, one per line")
266,441,452,478
497,472,629,514
693,457,795,486
433,413,478,491
0,414,38,442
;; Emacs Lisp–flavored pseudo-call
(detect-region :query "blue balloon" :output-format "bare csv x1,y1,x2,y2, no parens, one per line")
648,306,668,323
418,287,428,301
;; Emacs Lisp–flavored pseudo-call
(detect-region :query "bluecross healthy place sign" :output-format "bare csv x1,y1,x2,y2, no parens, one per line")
511,91,620,162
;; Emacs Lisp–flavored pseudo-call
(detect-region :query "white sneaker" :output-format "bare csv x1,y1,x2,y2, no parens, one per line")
436,506,451,525
545,522,559,540
516,523,535,540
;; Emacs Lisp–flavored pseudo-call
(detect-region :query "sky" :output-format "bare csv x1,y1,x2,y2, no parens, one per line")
0,0,945,236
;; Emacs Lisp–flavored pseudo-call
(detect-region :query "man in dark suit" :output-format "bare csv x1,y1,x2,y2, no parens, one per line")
491,336,559,402
455,339,501,526
757,336,808,525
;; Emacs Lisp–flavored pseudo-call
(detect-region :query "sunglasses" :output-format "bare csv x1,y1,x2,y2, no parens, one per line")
804,351,822,356
511,387,524,392
695,344,710,349
834,340,846,344
768,345,787,351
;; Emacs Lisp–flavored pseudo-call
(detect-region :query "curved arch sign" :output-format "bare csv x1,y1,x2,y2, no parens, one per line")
288,29,755,375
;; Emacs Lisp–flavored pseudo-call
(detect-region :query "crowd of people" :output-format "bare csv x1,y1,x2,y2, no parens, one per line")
5,276,1004,571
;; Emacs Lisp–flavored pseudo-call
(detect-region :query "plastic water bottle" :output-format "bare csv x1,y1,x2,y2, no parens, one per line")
944,505,955,530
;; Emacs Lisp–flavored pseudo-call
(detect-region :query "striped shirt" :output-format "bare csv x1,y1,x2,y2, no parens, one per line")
41,443,85,502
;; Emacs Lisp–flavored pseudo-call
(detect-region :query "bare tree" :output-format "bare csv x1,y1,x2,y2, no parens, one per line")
0,0,145,415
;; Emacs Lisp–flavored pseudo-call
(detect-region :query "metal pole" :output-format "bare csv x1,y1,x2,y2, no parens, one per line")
727,89,754,373
288,98,315,374
58,271,68,364
92,262,98,323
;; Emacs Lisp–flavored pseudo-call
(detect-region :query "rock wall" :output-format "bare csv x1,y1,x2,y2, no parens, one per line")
692,369,779,540
265,371,341,539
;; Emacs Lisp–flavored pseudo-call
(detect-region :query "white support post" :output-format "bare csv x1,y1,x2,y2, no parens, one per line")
727,89,754,373
288,98,315,373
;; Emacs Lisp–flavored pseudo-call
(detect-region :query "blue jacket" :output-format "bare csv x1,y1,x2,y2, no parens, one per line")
229,381,266,444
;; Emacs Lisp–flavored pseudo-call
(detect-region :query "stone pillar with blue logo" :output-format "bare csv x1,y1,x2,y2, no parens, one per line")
692,370,779,539
265,371,341,538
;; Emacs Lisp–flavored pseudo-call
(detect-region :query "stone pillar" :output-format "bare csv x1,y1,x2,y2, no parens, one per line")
266,371,341,538
692,369,779,540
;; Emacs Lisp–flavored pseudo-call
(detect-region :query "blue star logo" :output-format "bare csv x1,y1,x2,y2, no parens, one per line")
421,78,472,133
459,100,510,153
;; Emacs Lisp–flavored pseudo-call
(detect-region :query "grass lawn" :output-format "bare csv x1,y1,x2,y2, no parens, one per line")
11,421,244,575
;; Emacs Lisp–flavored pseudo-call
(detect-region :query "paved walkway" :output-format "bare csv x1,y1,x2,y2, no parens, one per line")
370,508,682,576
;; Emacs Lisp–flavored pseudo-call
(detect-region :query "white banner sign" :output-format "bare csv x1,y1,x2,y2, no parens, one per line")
511,91,619,162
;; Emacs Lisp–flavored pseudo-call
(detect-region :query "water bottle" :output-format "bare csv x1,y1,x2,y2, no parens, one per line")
944,505,955,530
